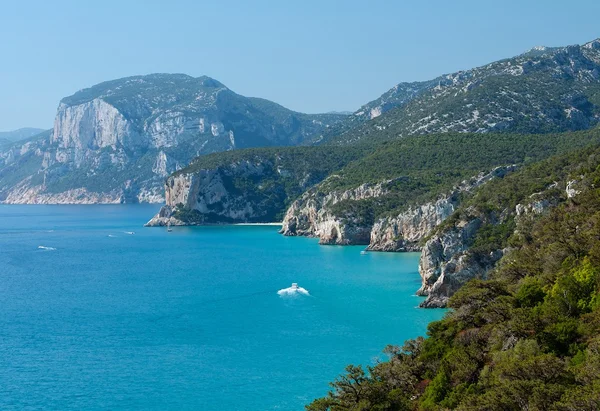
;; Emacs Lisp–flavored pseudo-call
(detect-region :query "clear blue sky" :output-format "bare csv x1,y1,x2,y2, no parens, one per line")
1,0,599,130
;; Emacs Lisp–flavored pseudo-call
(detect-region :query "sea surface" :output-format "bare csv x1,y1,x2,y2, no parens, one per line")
0,205,445,410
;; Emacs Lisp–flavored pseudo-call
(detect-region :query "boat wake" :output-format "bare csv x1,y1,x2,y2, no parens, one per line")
108,234,117,238
38,246,56,251
277,283,310,297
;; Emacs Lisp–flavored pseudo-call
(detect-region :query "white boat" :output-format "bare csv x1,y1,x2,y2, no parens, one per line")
167,221,172,232
277,283,309,296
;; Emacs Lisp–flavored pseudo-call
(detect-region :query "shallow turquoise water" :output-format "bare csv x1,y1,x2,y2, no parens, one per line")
0,205,444,410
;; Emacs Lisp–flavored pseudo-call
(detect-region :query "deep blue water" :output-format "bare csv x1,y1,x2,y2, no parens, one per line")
0,205,444,410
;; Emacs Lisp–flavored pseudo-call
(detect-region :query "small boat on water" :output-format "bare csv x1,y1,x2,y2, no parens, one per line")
167,221,172,232
277,283,310,296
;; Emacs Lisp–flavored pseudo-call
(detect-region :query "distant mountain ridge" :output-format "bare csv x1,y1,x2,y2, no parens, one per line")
0,74,346,203
328,38,600,144
0,128,47,145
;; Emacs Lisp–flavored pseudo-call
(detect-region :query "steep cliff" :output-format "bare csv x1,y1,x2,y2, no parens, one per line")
0,74,346,204
144,146,366,226
368,166,516,252
280,179,391,245
279,126,600,246
415,147,597,307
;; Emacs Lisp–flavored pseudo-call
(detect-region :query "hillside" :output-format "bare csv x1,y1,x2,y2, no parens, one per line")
281,128,600,245
327,39,600,145
3,39,600,204
0,74,346,203
308,143,600,410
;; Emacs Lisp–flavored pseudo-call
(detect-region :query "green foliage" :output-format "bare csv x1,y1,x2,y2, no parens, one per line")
172,145,369,223
309,143,600,410
515,277,546,308
319,128,600,224
420,370,450,409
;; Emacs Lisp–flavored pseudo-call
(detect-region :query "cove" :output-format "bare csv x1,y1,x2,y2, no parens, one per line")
0,204,445,410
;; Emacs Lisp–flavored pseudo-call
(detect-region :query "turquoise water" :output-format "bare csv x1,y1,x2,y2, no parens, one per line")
0,205,444,410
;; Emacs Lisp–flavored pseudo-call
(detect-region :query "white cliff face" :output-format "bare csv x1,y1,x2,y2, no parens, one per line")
281,166,517,248
147,112,188,148
146,169,256,226
369,196,459,252
2,179,123,204
415,168,578,308
52,100,142,165
417,217,487,306
152,151,170,177
368,166,517,252
280,179,390,245
145,154,326,226
566,179,582,198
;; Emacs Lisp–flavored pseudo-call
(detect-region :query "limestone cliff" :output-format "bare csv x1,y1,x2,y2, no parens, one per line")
281,166,516,247
0,74,346,204
144,146,365,226
280,179,390,245
417,216,505,308
416,166,578,308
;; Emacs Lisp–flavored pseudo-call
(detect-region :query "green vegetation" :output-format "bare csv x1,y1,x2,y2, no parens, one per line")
172,127,600,225
173,145,370,222
321,128,600,224
327,129,600,191
307,144,600,410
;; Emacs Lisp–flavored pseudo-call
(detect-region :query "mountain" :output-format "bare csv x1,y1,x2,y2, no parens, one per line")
328,38,600,145
308,143,600,410
3,38,600,205
0,74,346,203
0,127,46,145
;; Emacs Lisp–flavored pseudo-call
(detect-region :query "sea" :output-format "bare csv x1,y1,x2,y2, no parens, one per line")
0,204,445,410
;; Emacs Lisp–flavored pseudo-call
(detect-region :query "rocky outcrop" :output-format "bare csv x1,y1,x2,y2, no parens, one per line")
368,166,517,252
145,147,363,226
416,217,503,308
280,180,390,245
280,165,517,247
144,205,186,227
368,197,457,252
2,181,122,204
416,171,581,308
420,248,505,308
52,99,142,165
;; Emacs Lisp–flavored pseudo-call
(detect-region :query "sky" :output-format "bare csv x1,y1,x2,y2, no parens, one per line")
1,0,599,131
